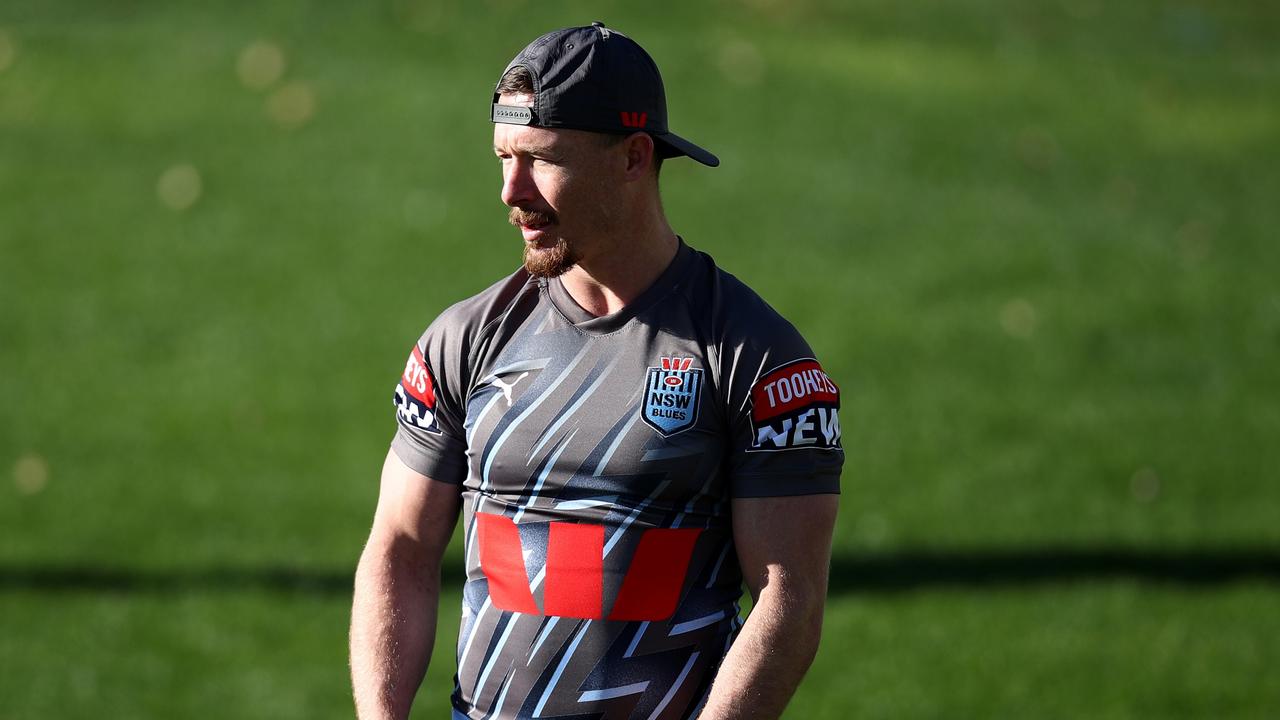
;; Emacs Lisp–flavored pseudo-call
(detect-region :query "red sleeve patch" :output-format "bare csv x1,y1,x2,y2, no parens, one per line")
750,359,839,422
394,345,441,434
401,346,437,408
748,359,841,452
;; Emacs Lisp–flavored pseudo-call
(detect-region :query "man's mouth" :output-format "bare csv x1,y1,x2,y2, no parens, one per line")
509,209,557,244
521,226,554,244
510,208,555,232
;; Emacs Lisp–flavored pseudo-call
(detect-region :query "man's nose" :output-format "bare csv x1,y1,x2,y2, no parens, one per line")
500,159,535,208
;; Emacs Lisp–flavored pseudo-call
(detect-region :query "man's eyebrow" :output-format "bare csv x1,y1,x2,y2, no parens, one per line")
493,143,560,156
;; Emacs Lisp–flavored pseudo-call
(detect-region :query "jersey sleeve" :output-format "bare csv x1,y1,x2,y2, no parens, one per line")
722,321,844,498
388,269,536,484
389,313,472,485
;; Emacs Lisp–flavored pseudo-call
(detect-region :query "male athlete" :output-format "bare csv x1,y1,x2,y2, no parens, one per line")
351,22,842,720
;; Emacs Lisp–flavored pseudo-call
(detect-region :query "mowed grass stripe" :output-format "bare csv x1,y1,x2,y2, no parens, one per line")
3,0,1279,570
3,585,1277,719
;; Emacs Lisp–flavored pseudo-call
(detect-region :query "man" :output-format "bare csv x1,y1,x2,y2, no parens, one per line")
351,22,841,720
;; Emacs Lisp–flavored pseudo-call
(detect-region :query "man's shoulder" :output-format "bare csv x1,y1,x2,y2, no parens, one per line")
681,245,810,353
422,266,539,341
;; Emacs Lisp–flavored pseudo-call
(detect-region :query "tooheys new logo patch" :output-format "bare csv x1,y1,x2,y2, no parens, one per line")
642,356,703,436
748,358,841,451
394,345,441,434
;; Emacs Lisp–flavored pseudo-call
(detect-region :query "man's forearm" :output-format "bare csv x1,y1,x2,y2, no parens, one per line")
350,535,441,720
699,587,824,719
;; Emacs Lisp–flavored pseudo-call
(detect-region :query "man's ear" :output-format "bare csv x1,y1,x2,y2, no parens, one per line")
622,132,655,181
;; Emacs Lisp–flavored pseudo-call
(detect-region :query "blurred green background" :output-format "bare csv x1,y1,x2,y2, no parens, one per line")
2,0,1278,717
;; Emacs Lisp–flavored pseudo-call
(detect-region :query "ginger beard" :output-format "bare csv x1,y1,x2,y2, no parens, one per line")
510,207,579,278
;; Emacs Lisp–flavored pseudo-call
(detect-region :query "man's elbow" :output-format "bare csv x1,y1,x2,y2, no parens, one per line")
795,594,826,666
356,529,444,594
759,578,828,663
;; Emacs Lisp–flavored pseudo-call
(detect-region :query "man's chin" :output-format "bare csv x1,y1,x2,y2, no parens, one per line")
523,238,577,278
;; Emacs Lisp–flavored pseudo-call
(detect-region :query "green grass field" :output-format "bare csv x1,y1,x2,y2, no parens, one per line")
2,0,1278,717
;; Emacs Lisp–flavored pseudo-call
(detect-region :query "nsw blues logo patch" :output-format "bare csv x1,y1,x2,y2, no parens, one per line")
642,356,703,437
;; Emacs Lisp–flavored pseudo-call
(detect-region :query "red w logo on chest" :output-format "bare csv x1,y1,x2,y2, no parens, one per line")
476,512,702,621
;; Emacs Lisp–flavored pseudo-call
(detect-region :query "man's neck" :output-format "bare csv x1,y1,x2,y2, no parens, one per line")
559,208,679,317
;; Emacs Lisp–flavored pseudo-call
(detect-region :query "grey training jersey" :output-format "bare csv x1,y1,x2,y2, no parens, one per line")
391,241,843,720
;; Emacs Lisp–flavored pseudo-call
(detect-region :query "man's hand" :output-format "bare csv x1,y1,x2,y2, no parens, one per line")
350,449,461,720
699,493,839,719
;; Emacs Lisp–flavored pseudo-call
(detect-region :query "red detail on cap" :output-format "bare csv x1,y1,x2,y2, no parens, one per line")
401,346,437,408
477,513,538,614
620,111,648,129
609,528,703,621
545,523,605,619
751,359,840,423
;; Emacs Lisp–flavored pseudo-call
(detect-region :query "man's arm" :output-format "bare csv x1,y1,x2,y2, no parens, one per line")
351,448,461,720
699,493,839,719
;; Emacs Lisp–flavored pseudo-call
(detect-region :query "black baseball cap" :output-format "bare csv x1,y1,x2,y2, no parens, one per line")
491,22,719,168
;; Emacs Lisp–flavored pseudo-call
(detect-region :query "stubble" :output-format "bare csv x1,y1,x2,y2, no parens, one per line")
510,207,579,278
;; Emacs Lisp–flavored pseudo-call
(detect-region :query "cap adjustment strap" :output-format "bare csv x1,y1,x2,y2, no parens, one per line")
492,104,535,125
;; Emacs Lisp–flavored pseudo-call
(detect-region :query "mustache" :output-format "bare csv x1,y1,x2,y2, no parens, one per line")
509,207,557,228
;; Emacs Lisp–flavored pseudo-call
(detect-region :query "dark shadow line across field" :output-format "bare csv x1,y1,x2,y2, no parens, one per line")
823,548,1280,593
3,548,1280,596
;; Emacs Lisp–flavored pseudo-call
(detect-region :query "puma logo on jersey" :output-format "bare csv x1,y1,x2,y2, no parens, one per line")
491,372,529,406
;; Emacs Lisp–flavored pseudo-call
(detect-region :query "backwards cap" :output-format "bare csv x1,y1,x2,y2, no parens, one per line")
491,21,719,167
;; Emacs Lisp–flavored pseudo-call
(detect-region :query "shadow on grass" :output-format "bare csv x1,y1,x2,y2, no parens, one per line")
3,548,1280,595
824,548,1280,593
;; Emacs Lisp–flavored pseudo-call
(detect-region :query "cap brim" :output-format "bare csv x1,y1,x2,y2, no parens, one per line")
654,132,720,168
